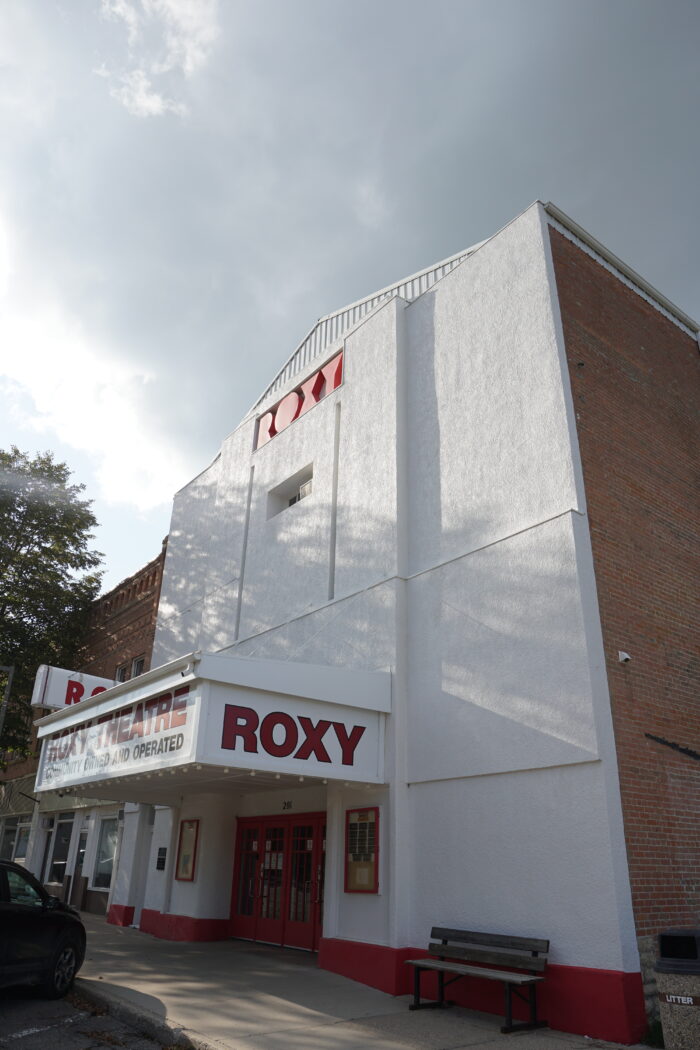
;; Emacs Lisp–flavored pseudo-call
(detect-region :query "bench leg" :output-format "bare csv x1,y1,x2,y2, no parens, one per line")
500,983,548,1034
503,983,513,1032
408,967,449,1011
411,966,422,1010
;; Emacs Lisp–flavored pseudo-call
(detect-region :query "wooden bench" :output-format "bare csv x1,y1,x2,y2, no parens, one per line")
405,927,549,1034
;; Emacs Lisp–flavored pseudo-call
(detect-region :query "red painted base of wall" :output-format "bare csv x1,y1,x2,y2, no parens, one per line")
318,939,647,1045
318,939,419,995
139,908,230,942
107,904,135,927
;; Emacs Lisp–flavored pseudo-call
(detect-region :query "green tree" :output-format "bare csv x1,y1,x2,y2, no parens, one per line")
0,447,102,759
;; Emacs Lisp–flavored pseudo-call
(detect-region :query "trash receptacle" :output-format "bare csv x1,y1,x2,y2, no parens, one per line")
655,929,700,1050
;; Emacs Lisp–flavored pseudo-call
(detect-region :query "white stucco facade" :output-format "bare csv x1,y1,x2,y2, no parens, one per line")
34,202,652,1041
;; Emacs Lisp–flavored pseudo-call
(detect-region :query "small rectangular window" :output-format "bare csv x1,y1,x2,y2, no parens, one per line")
267,465,313,518
288,478,312,506
116,664,129,682
131,657,145,678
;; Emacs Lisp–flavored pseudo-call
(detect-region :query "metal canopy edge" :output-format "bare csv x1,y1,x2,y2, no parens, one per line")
35,651,392,738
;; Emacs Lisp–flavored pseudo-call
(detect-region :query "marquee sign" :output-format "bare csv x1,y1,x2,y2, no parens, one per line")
255,352,343,449
35,685,198,790
31,664,115,710
34,654,388,792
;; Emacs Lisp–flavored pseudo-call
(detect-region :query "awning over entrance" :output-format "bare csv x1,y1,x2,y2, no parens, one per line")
34,652,391,803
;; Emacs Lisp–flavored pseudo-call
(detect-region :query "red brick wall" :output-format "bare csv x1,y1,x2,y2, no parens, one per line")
550,227,700,942
78,538,167,681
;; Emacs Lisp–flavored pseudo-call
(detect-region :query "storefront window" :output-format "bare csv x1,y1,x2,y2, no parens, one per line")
0,815,32,863
47,812,74,884
75,829,88,868
0,818,18,860
13,818,31,862
93,817,118,889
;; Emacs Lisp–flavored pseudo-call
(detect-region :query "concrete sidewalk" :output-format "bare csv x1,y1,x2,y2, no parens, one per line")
76,914,645,1050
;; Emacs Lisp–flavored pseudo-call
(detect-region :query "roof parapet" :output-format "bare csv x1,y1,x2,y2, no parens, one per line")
248,240,486,415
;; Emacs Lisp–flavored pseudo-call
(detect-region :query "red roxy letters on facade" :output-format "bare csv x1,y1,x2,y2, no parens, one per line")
255,352,343,449
221,703,365,766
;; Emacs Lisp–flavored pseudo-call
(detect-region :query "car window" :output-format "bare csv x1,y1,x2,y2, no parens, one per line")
7,868,44,908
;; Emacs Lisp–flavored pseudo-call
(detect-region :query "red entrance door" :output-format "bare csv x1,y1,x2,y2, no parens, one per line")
231,812,325,950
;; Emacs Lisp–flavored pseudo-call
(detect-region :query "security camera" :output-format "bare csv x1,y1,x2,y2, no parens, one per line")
618,651,631,664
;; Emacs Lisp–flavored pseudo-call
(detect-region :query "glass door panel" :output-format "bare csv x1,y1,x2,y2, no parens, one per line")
256,824,286,943
237,828,258,914
232,825,259,940
69,830,89,909
285,817,324,950
288,825,313,923
313,823,326,948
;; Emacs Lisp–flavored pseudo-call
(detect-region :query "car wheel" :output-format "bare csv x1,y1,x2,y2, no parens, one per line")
42,938,79,998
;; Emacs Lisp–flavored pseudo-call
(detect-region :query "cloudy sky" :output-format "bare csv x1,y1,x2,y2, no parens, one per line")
1,0,698,591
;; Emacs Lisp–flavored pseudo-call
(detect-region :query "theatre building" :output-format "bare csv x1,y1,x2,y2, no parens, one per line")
32,202,699,1044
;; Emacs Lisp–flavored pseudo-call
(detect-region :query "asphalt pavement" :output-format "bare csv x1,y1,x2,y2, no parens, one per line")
0,986,172,1050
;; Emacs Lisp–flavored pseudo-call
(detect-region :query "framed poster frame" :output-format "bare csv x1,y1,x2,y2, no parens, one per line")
175,818,200,882
344,806,379,893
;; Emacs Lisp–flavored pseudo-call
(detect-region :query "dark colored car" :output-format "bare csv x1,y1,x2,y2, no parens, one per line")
0,859,86,997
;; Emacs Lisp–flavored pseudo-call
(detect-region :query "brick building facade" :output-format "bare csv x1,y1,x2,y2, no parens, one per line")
79,538,167,682
550,227,700,1009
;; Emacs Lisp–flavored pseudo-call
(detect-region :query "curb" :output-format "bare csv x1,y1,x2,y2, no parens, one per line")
72,978,231,1050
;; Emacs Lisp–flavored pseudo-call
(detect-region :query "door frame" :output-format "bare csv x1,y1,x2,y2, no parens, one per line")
230,811,326,950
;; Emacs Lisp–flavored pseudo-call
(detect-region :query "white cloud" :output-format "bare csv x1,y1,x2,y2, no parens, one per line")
0,211,193,510
101,0,143,48
99,0,220,116
147,0,221,77
110,68,187,117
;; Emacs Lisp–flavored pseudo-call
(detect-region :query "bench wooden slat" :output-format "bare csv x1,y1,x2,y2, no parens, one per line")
405,959,545,985
431,927,549,954
428,942,547,972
